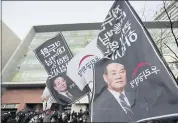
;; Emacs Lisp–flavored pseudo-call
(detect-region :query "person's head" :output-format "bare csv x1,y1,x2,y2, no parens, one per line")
103,62,127,93
51,117,56,122
54,77,67,92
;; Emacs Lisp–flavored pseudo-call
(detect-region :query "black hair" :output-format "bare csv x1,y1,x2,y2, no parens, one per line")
103,62,125,75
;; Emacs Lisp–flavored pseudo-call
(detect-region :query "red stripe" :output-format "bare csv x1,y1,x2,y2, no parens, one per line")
78,55,94,68
132,62,151,79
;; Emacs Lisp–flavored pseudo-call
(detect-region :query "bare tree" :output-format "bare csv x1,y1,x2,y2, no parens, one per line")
163,0,178,47
141,1,147,21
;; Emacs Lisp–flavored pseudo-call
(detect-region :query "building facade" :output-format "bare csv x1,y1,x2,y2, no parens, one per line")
154,1,178,21
1,21,22,114
153,1,178,78
2,23,100,113
1,21,22,71
2,22,178,113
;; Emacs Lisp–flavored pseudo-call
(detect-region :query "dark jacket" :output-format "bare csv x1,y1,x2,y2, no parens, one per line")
92,88,148,122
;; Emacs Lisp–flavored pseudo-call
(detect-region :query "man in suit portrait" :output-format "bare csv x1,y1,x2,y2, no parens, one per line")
92,62,148,122
53,76,73,103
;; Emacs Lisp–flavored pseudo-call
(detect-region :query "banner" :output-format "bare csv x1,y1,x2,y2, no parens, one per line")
46,96,56,110
92,0,178,122
41,87,56,110
41,87,50,101
34,33,90,105
66,38,103,91
42,97,55,111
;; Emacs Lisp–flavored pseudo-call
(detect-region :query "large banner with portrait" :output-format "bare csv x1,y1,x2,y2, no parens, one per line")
34,33,90,105
92,0,178,122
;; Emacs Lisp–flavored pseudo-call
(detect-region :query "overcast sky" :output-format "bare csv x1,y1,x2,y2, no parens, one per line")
2,1,163,40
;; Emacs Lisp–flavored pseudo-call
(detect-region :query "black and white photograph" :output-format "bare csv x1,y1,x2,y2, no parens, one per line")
2,1,178,123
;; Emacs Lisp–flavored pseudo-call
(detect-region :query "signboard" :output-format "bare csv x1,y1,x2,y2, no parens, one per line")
1,104,19,109
34,33,90,105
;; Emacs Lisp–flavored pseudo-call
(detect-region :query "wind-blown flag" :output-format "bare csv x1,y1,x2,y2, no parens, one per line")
66,38,103,91
34,33,90,105
92,0,178,122
41,87,50,110
41,87,55,111
41,87,50,101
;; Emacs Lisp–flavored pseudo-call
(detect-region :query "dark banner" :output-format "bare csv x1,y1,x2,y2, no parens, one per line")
93,0,178,122
34,33,90,105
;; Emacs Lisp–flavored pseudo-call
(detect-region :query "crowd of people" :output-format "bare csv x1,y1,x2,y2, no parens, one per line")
2,111,178,123
1,109,90,123
2,108,178,123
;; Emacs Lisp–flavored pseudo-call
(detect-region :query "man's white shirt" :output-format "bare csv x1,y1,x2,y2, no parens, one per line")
108,89,131,113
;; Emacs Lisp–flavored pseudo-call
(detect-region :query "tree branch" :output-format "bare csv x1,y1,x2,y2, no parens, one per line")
164,43,178,59
163,54,178,62
154,29,172,55
141,1,147,21
155,30,172,44
163,0,178,47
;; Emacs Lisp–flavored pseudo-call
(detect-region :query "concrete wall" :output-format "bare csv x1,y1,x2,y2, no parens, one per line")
2,27,36,82
2,88,44,112
2,22,22,70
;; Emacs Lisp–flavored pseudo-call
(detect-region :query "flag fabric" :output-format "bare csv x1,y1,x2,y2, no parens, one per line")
42,95,56,111
41,87,55,111
34,33,90,105
66,38,103,91
92,0,178,122
41,87,50,111
46,96,55,110
41,87,50,101
42,100,47,111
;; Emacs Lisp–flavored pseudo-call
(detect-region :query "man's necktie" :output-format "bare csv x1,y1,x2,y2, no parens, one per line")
119,93,134,117
66,91,73,99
